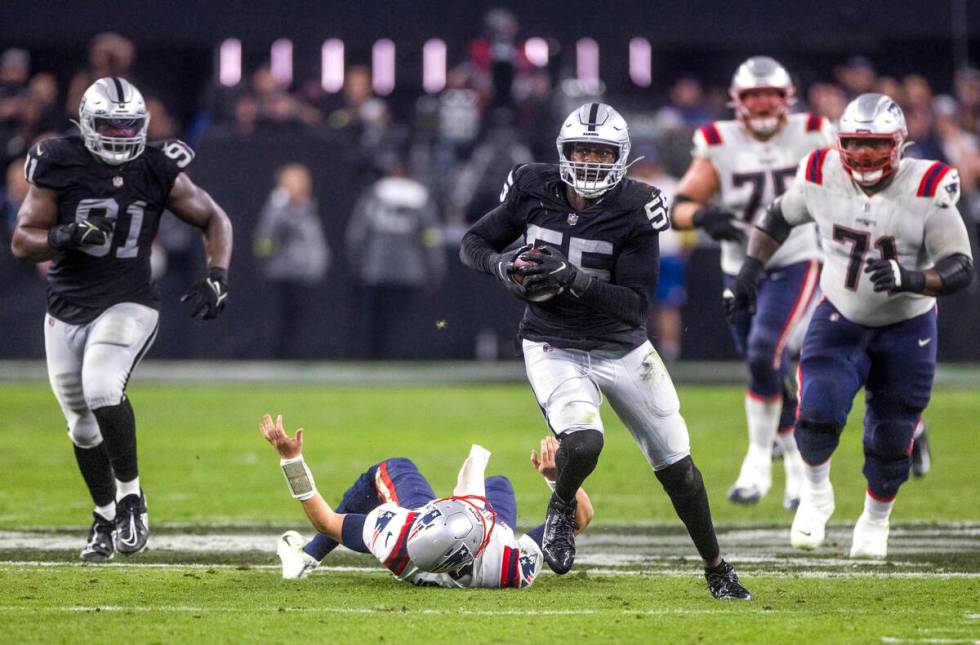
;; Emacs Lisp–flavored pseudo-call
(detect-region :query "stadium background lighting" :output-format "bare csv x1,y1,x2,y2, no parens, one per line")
321,39,344,93
218,38,242,87
372,39,396,96
629,37,652,87
423,39,447,94
524,37,549,67
271,38,293,86
576,38,600,90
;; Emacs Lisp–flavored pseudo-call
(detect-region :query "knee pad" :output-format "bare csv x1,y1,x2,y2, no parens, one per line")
862,415,915,499
67,418,103,449
545,376,602,434
799,377,849,428
654,456,701,497
81,366,126,411
795,417,843,465
746,345,781,397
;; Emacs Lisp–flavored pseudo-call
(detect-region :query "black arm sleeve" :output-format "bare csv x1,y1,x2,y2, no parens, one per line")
755,198,793,243
575,233,658,327
934,253,974,295
459,202,526,275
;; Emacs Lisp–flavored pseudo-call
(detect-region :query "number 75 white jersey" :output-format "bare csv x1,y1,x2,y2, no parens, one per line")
780,148,972,327
693,112,835,275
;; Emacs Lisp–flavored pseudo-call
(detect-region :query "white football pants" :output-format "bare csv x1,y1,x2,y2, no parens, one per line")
44,302,159,448
522,339,691,470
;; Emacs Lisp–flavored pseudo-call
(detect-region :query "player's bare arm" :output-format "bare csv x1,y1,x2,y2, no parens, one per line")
671,157,720,229
168,172,233,270
260,414,345,539
10,184,60,261
531,436,594,532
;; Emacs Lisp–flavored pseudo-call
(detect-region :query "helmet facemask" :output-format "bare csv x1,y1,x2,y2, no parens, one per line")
732,88,791,136
836,132,903,186
557,140,629,199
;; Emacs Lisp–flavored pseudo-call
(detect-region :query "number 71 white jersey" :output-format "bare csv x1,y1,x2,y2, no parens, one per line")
780,148,972,327
693,112,835,274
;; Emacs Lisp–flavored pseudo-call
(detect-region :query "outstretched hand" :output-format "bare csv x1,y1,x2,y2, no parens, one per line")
530,435,560,481
260,414,304,459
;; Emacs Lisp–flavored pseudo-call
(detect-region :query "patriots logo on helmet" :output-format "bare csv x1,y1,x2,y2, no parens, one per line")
438,544,474,572
408,506,444,541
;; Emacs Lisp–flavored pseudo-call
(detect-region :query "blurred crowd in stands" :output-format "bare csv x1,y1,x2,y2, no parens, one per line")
3,10,980,359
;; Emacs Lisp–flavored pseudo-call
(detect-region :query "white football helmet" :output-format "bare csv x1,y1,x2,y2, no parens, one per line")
556,103,631,199
836,93,908,186
729,56,795,136
77,77,149,165
406,496,495,573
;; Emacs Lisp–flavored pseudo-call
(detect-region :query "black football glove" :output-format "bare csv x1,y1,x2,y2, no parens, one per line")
47,216,114,250
723,257,764,323
693,206,744,242
864,259,926,294
520,246,592,295
181,267,229,320
491,244,532,300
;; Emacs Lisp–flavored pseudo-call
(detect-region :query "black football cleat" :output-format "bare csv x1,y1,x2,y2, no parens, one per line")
114,493,149,555
80,512,115,562
911,425,931,478
542,493,578,575
705,560,753,600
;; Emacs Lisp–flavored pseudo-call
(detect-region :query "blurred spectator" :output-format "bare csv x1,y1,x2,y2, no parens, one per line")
469,8,527,108
327,65,375,130
251,66,319,130
629,146,692,361
954,67,980,133
66,32,136,116
834,56,876,99
807,82,847,122
446,108,532,224
875,76,906,107
903,74,934,112
27,73,64,133
2,156,27,234
904,106,945,162
147,97,179,141
655,76,714,176
933,95,980,197
254,163,330,358
346,155,444,359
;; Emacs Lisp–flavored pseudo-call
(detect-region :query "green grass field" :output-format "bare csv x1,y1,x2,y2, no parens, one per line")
1,382,978,643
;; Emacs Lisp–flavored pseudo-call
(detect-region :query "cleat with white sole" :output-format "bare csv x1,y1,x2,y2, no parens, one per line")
790,483,834,550
277,531,319,579
849,513,889,559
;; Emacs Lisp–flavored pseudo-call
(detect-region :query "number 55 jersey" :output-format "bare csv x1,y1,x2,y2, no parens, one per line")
25,136,195,325
779,148,972,327
693,112,834,275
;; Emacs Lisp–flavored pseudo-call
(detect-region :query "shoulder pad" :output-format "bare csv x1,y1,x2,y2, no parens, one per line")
620,178,669,233
697,122,724,146
805,112,823,132
500,163,557,203
804,148,832,185
915,161,956,200
24,137,87,190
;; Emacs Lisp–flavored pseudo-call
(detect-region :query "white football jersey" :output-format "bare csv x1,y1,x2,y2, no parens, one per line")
693,112,835,274
781,148,972,327
362,502,543,588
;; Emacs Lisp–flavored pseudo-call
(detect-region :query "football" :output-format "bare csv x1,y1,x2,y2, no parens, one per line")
512,249,561,302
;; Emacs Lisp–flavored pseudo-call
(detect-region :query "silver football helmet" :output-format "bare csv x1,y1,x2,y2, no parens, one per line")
556,102,631,199
729,56,795,136
77,77,149,165
406,497,495,573
836,93,908,186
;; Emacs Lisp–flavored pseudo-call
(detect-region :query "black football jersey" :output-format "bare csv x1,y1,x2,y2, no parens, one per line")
491,163,668,350
25,136,195,324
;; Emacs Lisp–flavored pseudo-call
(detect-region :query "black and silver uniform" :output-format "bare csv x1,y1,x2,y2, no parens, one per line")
462,163,668,351
25,136,195,324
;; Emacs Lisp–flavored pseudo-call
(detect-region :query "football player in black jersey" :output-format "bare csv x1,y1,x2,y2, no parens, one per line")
10,77,233,561
460,103,751,600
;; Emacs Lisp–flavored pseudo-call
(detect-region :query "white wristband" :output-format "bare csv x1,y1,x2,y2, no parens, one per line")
280,455,317,501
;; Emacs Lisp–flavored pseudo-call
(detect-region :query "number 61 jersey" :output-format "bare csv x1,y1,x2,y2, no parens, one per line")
780,148,972,327
693,112,834,275
25,136,195,325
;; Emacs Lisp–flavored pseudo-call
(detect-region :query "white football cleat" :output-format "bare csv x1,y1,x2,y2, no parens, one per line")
277,530,319,580
727,451,772,505
849,513,889,559
790,482,834,550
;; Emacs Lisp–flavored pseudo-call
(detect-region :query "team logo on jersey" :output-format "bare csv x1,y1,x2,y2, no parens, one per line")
373,510,397,545
519,553,539,587
567,213,579,226
113,176,124,188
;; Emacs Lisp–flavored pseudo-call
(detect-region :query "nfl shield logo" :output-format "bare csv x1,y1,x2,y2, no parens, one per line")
567,213,578,226
113,176,124,188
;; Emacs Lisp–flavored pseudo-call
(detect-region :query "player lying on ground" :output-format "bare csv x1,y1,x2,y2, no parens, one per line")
459,102,751,600
261,414,591,588
10,77,233,561
725,93,973,558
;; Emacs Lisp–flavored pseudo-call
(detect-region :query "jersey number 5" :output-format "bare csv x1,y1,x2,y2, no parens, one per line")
833,224,897,291
74,198,147,259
